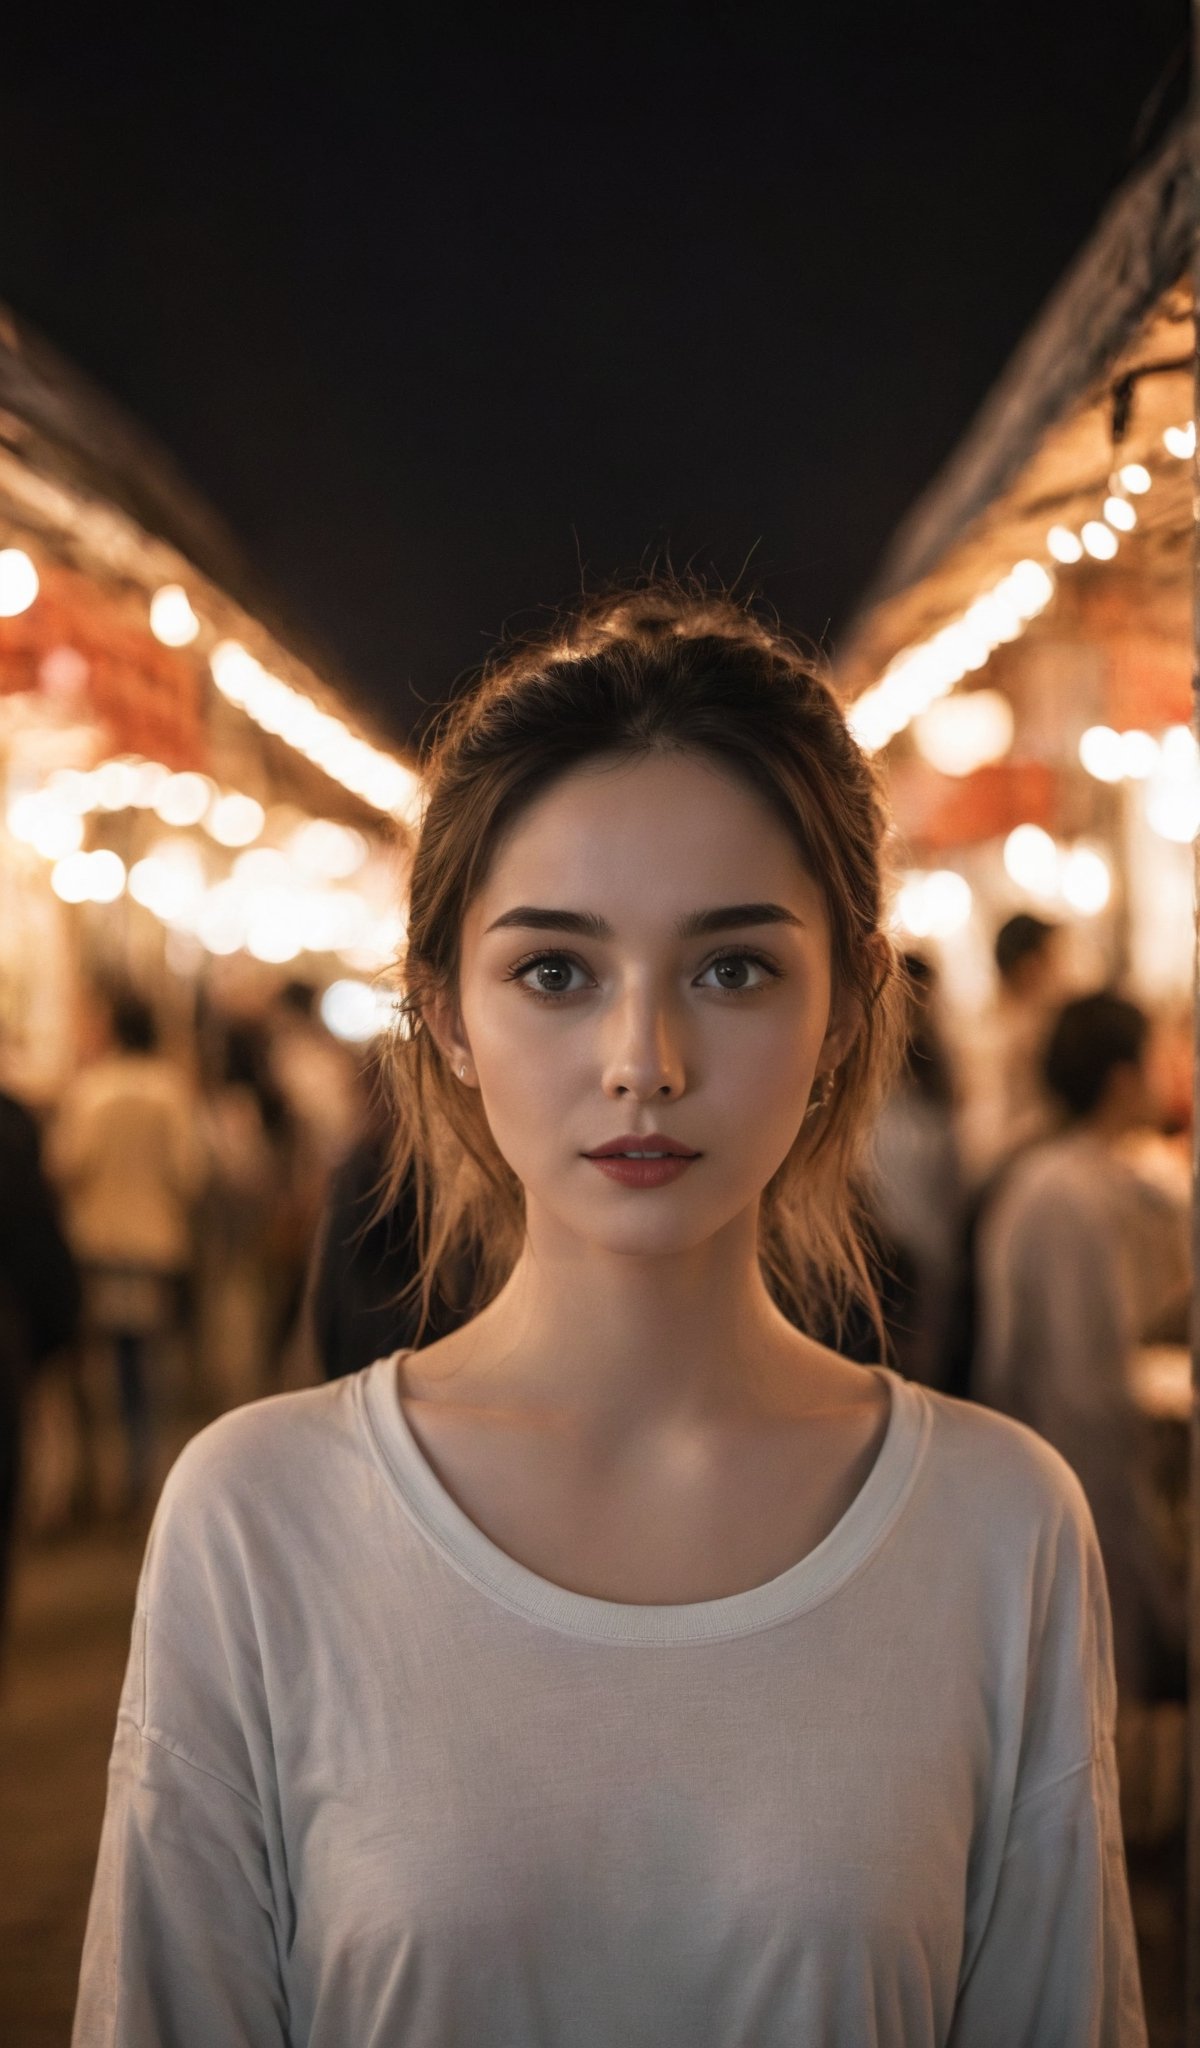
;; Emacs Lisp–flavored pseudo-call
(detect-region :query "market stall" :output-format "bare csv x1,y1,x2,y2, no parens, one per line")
835,118,1198,2015
0,301,419,1104
837,124,1193,1025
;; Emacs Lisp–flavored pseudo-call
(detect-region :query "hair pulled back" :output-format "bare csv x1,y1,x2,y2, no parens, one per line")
383,582,905,1350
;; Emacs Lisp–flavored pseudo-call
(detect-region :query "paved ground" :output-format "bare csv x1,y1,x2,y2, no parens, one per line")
0,1517,147,2047
0,1513,1187,2047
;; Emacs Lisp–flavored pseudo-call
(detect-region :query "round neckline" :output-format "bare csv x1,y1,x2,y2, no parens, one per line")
358,1349,930,1646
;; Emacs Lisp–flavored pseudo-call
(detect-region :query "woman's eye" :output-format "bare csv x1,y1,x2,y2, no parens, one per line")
512,953,590,999
697,951,779,995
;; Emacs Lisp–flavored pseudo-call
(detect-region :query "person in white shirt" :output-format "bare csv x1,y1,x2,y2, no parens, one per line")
975,991,1189,1705
49,990,204,1510
74,586,1147,2046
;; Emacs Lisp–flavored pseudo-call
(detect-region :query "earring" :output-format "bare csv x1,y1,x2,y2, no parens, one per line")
804,1071,834,1119
458,1063,468,1080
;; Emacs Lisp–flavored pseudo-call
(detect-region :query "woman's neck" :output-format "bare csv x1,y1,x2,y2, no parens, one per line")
439,1204,821,1437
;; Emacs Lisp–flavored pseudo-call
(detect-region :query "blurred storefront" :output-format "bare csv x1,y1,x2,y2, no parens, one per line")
836,123,1194,1048
0,301,418,1105
836,125,1197,1927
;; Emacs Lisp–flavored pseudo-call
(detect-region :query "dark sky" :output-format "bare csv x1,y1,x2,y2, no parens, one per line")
0,4,1189,744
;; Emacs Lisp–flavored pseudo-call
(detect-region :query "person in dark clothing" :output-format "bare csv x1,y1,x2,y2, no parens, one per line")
310,1081,477,1380
0,1089,82,1650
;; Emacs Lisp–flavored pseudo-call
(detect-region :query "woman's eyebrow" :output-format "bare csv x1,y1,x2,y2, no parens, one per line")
483,902,806,938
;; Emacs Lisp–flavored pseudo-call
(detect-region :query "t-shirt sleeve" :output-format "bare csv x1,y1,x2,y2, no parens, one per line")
72,1427,292,2046
947,1455,1147,2047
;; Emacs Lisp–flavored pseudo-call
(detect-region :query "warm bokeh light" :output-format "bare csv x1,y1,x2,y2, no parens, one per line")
1116,463,1151,494
913,689,1013,777
1079,725,1124,783
210,639,420,818
0,548,39,617
1003,823,1059,898
1060,846,1112,916
149,585,201,647
205,792,265,848
1118,730,1158,780
1163,422,1196,459
1081,521,1118,560
894,868,972,940
1046,524,1083,564
1102,495,1136,532
153,772,213,828
320,978,395,1042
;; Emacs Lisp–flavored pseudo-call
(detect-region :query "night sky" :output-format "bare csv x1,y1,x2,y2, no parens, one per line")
0,4,1189,745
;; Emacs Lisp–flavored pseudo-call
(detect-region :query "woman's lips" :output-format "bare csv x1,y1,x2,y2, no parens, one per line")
586,1155,699,1189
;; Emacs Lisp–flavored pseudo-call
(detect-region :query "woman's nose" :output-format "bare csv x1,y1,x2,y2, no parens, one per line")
600,984,686,1100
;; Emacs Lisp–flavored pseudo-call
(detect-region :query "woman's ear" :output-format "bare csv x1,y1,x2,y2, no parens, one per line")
426,988,475,1086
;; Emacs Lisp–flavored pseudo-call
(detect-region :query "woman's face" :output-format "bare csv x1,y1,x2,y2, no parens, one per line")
443,748,852,1260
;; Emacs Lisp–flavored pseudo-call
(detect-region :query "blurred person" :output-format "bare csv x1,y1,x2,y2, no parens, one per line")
196,1022,286,1408
0,1086,80,1651
76,589,1144,2045
48,991,204,1513
308,1065,481,1381
961,911,1065,1179
262,980,365,1382
975,991,1189,1706
869,953,967,1389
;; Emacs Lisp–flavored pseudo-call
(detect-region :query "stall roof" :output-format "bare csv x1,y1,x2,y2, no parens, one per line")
0,300,412,802
837,123,1194,700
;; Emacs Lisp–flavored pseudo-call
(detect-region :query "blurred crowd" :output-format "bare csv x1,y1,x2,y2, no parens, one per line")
0,923,1192,1829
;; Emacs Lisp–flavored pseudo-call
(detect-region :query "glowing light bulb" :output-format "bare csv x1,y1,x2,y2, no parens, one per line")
1061,847,1111,916
922,870,973,937
1079,726,1124,783
286,818,368,879
914,689,1013,777
154,772,213,827
1119,730,1158,780
1117,463,1151,495
1004,824,1059,898
93,759,140,811
1081,521,1118,561
1047,525,1084,564
1103,496,1136,532
1002,560,1055,619
1163,423,1196,459
86,850,127,903
50,852,94,903
206,792,265,848
1146,779,1200,844
320,979,394,1043
44,769,95,814
149,585,201,647
0,548,38,617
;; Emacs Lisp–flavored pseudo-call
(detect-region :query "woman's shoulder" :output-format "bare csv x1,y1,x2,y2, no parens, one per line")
909,1378,1096,1544
154,1370,372,1539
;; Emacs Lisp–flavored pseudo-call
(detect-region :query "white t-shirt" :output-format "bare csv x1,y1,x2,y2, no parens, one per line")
73,1354,1147,2047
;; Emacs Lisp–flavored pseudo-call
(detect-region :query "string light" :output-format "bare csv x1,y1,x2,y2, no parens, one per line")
1079,726,1125,782
1047,525,1084,564
149,585,201,647
848,560,1055,753
1103,495,1136,532
0,548,38,618
850,426,1192,756
211,640,420,820
1081,520,1119,560
894,869,973,939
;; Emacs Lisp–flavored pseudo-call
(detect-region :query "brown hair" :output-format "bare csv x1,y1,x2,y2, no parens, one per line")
382,582,906,1352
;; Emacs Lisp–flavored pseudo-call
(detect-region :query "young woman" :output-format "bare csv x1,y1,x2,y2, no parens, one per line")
74,589,1146,2046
